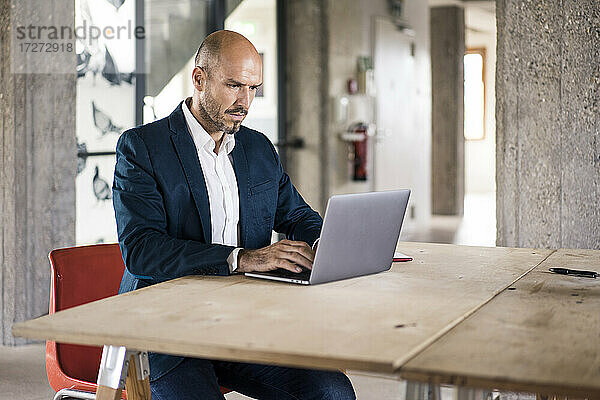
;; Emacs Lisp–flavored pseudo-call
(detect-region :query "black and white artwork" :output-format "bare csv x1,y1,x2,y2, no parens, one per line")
102,46,135,86
77,140,87,175
75,0,135,245
77,48,91,78
76,0,135,86
92,101,124,136
93,165,112,201
106,0,126,11
76,156,120,244
76,44,134,86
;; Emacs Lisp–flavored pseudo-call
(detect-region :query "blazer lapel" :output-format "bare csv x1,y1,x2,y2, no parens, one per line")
231,136,249,247
168,103,212,243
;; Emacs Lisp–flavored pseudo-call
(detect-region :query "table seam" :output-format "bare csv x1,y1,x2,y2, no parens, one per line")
391,248,558,373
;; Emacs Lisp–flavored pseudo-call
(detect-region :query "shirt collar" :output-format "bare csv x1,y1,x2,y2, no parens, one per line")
181,99,236,155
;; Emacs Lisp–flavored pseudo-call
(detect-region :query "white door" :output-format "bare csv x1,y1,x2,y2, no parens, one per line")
374,17,429,230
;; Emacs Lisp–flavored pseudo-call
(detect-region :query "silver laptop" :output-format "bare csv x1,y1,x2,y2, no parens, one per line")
245,189,411,285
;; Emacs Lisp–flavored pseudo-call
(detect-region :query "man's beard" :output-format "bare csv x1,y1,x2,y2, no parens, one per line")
198,95,245,135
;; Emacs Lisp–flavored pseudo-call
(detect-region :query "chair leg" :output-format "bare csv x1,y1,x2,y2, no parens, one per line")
96,345,129,400
53,388,96,400
96,345,151,400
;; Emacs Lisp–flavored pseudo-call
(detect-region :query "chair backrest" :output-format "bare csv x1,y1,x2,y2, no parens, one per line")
48,244,125,383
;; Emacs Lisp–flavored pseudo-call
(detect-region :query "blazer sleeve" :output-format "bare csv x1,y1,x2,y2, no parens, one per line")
269,142,323,246
112,129,234,282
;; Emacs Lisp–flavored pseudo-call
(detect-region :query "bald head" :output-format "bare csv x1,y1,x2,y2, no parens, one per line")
194,30,260,74
189,30,262,140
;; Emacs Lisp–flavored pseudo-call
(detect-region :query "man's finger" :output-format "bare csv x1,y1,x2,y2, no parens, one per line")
276,260,305,273
280,250,313,270
282,240,312,249
278,243,315,262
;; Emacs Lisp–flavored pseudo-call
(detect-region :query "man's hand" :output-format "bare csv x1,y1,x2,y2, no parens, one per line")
237,239,315,274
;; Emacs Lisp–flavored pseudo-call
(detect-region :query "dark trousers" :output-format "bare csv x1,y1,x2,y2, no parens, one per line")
150,357,356,400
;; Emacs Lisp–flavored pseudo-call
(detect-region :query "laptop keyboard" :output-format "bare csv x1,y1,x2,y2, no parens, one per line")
258,267,312,281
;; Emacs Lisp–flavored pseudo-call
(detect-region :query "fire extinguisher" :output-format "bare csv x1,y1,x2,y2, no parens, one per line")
345,122,368,181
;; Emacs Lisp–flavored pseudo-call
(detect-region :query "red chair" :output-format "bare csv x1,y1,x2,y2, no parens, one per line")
47,244,128,399
46,243,231,399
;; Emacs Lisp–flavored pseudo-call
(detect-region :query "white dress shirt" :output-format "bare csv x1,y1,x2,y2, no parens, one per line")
181,100,241,272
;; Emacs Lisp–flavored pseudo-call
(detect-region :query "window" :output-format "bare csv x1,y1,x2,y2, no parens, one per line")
464,48,486,141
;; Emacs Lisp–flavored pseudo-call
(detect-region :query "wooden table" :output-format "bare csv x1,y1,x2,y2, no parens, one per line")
12,243,600,399
401,248,600,399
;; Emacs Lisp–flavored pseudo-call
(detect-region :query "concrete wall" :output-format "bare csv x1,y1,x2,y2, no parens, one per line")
225,0,278,144
325,0,377,206
431,6,464,215
284,0,329,213
496,0,600,249
0,0,76,345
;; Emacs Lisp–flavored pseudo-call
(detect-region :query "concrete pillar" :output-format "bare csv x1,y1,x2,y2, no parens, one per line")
0,0,76,345
496,0,600,249
430,6,465,216
284,0,329,213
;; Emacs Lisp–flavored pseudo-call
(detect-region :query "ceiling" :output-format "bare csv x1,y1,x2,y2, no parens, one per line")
429,0,495,13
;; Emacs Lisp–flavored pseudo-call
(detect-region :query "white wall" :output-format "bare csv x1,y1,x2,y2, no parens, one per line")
326,0,431,232
75,0,136,245
464,4,496,194
226,0,278,143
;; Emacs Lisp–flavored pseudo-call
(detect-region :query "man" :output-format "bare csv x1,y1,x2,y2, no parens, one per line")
113,30,356,400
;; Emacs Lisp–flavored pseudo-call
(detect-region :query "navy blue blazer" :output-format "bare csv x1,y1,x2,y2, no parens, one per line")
112,102,322,380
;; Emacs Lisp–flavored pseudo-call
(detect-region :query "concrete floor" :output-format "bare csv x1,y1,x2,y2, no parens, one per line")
401,192,496,247
0,193,502,399
0,344,55,400
0,343,409,399
0,343,534,400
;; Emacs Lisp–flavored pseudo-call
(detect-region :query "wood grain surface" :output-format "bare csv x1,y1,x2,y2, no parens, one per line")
401,248,600,398
13,243,551,374
124,354,152,400
96,385,123,400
